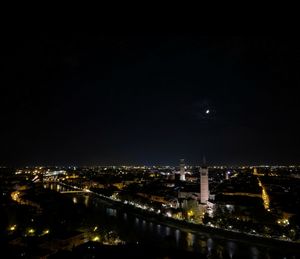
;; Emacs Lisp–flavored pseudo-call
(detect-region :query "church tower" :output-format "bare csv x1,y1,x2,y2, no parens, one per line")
179,159,186,181
200,158,209,204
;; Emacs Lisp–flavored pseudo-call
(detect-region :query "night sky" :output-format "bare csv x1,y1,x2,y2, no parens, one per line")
1,32,300,166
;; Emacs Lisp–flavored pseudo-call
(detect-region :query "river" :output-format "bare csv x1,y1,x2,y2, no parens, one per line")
44,183,300,258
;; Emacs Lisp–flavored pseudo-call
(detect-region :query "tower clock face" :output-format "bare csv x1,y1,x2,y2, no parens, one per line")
201,172,207,176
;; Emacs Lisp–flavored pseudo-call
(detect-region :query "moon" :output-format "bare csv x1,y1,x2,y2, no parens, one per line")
205,109,210,114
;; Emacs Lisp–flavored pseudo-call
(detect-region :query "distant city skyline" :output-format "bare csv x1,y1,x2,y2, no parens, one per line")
2,163,300,168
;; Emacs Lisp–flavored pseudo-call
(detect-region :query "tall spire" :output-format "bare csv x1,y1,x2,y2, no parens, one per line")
202,156,207,168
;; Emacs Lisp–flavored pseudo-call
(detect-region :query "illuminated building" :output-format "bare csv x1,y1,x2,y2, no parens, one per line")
225,171,230,180
179,159,186,181
200,159,209,204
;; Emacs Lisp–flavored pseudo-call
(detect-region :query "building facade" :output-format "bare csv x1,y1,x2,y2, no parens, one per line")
179,159,186,181
200,165,209,204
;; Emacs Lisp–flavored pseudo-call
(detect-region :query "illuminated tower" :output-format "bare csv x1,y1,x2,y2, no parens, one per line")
225,171,230,180
200,158,209,204
179,159,186,181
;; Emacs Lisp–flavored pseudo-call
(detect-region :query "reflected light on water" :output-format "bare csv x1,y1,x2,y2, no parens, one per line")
142,220,146,230
84,195,89,207
199,240,206,254
207,238,214,255
186,232,195,248
175,229,180,246
227,241,237,259
250,246,259,259
165,226,171,236
149,222,153,231
106,208,117,217
134,217,139,227
73,197,77,204
156,224,161,235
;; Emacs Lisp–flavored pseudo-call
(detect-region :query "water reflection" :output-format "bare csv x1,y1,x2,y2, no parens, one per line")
175,229,180,246
149,222,153,231
250,246,259,259
142,220,146,231
227,241,237,259
106,208,117,217
73,197,77,204
84,195,89,207
207,238,213,256
199,240,207,255
165,226,170,236
156,224,161,234
135,217,139,228
186,232,195,249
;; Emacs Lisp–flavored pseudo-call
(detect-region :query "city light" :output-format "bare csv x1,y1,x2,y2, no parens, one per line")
258,178,270,210
5,163,300,257
187,210,194,217
27,228,35,235
43,229,50,235
277,219,289,226
9,225,17,231
92,236,100,242
166,211,172,217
